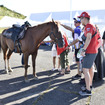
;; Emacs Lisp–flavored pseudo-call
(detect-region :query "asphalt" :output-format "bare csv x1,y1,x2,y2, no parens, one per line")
0,45,105,105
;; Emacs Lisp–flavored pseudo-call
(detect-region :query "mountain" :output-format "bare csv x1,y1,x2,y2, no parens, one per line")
0,5,26,20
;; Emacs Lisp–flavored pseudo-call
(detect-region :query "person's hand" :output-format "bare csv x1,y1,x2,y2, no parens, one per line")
65,46,69,50
56,21,61,25
69,44,72,46
65,46,71,50
41,41,45,44
81,51,85,57
80,49,86,57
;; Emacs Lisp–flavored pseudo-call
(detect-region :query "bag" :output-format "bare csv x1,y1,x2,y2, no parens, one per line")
77,48,84,58
82,32,97,42
81,34,86,42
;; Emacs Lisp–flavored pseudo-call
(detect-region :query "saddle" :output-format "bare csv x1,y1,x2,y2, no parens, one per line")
2,21,31,54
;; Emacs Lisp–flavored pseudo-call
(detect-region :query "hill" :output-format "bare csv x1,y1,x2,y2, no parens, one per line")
0,5,26,20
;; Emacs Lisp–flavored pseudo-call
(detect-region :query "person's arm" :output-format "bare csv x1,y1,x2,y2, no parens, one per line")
41,40,53,44
69,32,83,46
83,33,92,50
69,39,79,46
103,39,105,51
80,33,92,57
61,24,74,33
102,31,105,51
43,40,53,43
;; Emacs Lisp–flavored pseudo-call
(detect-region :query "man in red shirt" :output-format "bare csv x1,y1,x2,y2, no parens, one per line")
77,12,100,96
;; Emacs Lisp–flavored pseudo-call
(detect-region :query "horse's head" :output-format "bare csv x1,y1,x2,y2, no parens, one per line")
49,20,63,48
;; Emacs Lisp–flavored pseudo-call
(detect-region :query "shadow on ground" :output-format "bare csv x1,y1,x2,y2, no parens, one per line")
0,68,105,105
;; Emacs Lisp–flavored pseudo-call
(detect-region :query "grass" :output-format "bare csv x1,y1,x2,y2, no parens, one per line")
0,5,26,33
0,16,4,20
0,5,26,19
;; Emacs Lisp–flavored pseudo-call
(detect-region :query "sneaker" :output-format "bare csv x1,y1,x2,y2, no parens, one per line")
81,85,92,91
72,74,81,79
58,68,61,71
79,78,85,84
51,68,56,71
79,89,92,96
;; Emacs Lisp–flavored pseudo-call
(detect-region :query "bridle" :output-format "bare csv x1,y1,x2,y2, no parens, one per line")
49,24,62,42
49,31,58,41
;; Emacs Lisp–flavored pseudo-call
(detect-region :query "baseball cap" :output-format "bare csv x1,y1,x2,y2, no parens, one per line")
78,12,90,18
73,18,81,23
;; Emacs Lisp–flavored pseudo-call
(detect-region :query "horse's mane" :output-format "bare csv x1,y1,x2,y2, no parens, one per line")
30,21,57,29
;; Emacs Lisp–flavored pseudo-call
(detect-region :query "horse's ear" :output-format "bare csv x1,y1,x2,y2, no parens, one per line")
52,18,54,23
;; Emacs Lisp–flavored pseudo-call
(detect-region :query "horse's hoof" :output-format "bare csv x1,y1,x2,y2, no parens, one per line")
25,79,30,83
3,70,8,74
8,69,13,72
8,67,13,72
33,76,38,80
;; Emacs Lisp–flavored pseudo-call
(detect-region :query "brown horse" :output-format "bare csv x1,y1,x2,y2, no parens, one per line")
0,21,63,82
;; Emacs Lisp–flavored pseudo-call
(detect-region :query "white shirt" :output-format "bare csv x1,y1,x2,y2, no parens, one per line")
74,33,80,49
77,31,84,42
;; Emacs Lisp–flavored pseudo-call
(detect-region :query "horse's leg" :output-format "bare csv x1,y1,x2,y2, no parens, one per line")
1,36,9,73
2,47,8,73
7,50,13,72
24,53,29,82
32,50,38,80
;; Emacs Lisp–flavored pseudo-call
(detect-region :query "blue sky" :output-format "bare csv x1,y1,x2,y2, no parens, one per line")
0,0,105,16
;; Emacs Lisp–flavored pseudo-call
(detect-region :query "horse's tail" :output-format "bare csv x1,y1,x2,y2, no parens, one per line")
0,30,6,52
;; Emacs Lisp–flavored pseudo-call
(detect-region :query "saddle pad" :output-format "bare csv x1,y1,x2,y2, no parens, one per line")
2,28,13,39
2,27,25,40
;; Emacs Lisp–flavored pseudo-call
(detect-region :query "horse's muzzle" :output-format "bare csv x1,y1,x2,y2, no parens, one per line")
57,41,63,48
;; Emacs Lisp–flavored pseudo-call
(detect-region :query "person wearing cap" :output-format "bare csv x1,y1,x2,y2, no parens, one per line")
60,18,82,79
76,11,101,96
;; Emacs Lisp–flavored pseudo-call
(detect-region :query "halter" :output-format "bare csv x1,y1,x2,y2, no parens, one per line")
49,31,58,41
49,24,62,42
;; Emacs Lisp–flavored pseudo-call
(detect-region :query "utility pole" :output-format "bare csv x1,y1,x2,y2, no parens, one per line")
70,0,72,27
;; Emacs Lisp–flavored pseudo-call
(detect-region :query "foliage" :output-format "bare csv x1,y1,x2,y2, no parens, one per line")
0,5,26,33
0,5,26,19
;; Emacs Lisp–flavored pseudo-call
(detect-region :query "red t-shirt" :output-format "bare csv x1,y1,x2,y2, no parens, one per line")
84,23,100,53
57,34,68,55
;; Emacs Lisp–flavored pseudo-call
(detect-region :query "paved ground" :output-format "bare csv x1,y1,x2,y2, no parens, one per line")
0,45,105,105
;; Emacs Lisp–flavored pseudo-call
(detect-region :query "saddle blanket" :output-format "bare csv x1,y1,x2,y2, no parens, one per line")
2,24,25,41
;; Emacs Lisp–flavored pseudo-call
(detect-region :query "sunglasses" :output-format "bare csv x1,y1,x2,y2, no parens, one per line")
74,21,80,23
80,17,84,20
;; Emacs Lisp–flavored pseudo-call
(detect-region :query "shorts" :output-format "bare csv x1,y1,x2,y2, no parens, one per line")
82,53,97,69
52,50,60,57
75,49,80,62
